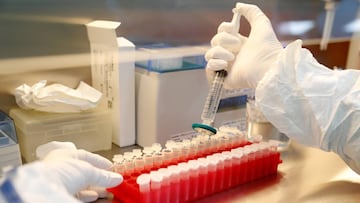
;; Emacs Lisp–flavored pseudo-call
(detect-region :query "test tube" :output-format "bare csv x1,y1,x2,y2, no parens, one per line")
205,156,217,194
230,149,243,186
150,171,163,203
259,142,271,176
123,155,135,177
209,135,220,153
220,134,231,151
143,147,154,171
212,153,225,191
251,144,262,179
189,140,199,160
162,148,174,166
134,155,145,175
256,143,267,177
244,146,255,181
268,140,281,174
197,158,209,197
177,162,190,202
196,139,207,157
221,151,233,188
181,139,191,160
112,154,124,174
153,152,164,169
167,165,181,203
136,173,151,203
218,126,234,148
188,160,200,200
171,143,182,163
158,168,171,203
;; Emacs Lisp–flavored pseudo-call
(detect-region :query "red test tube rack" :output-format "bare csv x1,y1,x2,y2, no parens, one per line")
108,131,282,203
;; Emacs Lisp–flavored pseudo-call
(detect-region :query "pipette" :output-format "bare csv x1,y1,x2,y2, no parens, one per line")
192,5,241,136
320,0,339,50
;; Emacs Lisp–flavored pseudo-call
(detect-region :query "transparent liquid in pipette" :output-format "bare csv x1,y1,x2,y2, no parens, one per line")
201,70,226,125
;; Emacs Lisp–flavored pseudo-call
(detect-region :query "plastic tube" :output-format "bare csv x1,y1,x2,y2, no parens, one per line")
150,171,163,203
123,157,135,177
158,168,171,203
109,140,283,203
188,160,200,199
205,156,217,194
134,156,145,175
167,165,181,203
136,173,151,203
197,158,209,197
162,148,174,166
153,152,164,169
177,162,190,202
221,151,233,188
143,147,154,171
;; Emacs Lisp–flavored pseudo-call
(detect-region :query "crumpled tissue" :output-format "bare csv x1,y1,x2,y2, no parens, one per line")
14,80,102,113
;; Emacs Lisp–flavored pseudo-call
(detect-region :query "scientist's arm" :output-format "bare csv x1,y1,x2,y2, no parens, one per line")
206,3,360,174
0,145,123,203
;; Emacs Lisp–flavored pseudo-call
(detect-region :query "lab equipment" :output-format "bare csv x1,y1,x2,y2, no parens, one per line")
87,20,136,147
0,111,22,175
320,0,339,50
135,45,208,147
192,5,241,135
136,41,249,147
192,70,226,135
108,127,281,203
9,107,112,162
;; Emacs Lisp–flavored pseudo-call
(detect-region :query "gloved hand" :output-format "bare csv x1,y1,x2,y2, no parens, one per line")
41,149,122,202
35,141,123,202
205,3,284,89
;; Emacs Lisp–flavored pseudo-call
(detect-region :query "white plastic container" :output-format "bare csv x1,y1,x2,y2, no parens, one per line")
9,108,112,162
135,45,248,147
0,111,22,174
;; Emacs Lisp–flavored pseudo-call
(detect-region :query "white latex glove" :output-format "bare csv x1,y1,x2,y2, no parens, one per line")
205,3,284,89
42,148,122,202
0,142,123,203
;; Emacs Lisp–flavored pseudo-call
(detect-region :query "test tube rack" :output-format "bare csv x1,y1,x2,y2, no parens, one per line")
108,133,282,203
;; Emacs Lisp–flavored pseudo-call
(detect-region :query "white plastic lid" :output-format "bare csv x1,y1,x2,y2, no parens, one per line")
188,160,200,170
178,162,190,172
142,147,154,155
136,173,151,186
151,143,162,152
168,165,181,175
230,149,242,158
206,157,217,171
150,171,163,183
197,158,209,167
158,168,171,179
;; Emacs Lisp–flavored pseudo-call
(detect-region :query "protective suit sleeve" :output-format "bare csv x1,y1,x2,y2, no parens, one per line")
256,39,360,174
0,163,81,203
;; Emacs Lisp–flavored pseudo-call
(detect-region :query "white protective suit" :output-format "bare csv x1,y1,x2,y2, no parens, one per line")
206,3,360,174
0,142,123,203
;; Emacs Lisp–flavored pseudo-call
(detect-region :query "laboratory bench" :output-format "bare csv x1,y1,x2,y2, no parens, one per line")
94,141,360,203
